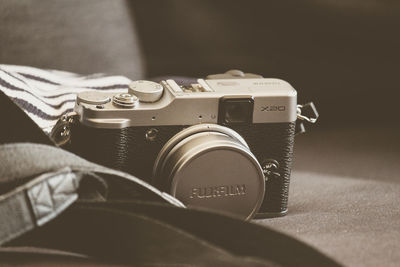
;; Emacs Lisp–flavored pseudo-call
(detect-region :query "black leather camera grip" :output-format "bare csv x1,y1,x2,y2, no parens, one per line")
230,122,296,217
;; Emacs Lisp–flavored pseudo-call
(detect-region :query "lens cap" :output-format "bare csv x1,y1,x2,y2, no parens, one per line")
153,124,265,220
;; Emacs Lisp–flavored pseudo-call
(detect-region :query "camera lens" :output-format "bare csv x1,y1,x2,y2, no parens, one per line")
153,124,265,220
219,97,254,124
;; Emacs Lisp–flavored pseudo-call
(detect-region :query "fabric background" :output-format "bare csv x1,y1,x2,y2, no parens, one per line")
131,0,400,128
0,0,144,79
1,65,399,266
1,0,399,266
262,126,400,266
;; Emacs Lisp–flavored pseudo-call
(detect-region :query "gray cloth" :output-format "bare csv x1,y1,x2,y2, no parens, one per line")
258,126,400,267
0,143,184,245
0,143,184,211
0,143,185,246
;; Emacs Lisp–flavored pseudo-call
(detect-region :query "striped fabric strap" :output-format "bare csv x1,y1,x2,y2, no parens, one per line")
0,65,132,133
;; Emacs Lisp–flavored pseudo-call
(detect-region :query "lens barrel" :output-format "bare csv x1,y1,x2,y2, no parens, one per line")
153,124,265,220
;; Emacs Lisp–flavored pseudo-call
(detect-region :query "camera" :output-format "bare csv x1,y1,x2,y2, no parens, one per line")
57,70,305,220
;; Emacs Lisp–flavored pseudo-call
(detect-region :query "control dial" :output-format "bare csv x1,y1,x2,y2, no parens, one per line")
129,80,164,103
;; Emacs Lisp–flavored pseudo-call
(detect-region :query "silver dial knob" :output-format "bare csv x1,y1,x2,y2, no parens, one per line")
112,93,138,108
77,91,111,105
129,80,164,103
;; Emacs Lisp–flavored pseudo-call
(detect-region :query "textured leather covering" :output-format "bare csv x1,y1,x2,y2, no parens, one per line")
68,122,295,216
69,125,186,183
231,123,296,215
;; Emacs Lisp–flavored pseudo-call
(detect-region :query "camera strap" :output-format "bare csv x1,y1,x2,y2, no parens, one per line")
0,167,79,245
295,102,319,135
0,142,184,246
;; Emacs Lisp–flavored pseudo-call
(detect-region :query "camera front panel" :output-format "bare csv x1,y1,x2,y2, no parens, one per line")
68,120,295,217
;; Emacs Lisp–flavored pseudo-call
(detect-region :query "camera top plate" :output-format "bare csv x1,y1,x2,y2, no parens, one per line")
75,77,297,129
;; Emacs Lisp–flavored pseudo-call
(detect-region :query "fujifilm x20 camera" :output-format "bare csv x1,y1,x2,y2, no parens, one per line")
53,70,318,220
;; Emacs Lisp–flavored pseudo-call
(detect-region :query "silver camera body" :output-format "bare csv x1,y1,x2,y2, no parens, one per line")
64,71,299,220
